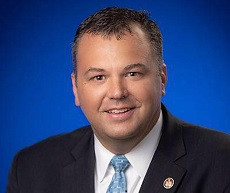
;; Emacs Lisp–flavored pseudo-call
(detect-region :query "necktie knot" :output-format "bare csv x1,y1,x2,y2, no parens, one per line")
111,155,130,172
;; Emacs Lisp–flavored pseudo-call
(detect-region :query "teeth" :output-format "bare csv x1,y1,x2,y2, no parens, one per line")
108,109,130,114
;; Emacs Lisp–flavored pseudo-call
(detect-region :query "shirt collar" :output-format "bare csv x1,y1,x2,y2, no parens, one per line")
94,136,114,182
94,110,163,181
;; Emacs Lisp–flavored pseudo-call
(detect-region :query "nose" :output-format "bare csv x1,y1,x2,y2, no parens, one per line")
107,77,128,100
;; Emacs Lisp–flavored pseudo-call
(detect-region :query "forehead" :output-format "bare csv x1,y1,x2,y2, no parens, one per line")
78,35,151,64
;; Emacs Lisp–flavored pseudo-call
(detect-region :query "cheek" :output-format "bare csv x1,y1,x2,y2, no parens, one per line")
129,80,161,102
78,85,105,108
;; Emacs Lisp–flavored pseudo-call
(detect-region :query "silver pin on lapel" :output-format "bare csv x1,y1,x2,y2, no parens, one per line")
163,177,174,189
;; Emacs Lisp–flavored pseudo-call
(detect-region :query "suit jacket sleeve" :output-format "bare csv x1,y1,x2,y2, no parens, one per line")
7,151,20,193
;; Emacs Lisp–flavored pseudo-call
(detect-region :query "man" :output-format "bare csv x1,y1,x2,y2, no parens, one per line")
7,7,230,193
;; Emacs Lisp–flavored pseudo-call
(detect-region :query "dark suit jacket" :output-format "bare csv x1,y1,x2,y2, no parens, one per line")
7,105,230,193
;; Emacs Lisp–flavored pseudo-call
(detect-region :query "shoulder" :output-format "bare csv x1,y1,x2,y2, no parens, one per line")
15,125,93,165
179,120,230,153
7,126,94,191
162,104,230,154
176,121,230,189
176,119,230,175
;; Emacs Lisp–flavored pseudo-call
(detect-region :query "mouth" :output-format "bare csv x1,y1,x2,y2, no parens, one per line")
103,107,136,121
105,108,134,114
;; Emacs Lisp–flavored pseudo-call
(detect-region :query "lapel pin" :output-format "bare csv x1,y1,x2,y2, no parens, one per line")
163,177,174,189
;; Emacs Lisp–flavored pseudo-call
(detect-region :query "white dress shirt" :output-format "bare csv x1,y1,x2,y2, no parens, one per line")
94,111,163,193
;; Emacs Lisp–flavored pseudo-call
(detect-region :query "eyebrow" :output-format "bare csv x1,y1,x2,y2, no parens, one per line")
84,67,105,76
124,63,147,71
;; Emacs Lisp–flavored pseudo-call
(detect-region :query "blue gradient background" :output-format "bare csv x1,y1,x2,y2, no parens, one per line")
1,0,229,192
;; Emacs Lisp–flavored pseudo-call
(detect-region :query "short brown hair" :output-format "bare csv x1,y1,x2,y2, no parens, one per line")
72,7,163,72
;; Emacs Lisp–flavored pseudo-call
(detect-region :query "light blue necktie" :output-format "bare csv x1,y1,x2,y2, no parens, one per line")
106,155,130,193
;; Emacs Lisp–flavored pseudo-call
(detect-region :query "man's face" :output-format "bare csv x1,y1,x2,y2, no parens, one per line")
72,27,167,152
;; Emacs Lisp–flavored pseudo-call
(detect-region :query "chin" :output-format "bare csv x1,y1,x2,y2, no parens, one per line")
108,129,139,140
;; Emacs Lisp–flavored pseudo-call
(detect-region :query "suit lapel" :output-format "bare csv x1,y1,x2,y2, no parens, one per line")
140,105,187,193
61,129,95,193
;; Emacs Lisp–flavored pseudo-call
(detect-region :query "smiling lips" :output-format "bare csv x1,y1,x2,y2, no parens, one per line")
106,108,134,114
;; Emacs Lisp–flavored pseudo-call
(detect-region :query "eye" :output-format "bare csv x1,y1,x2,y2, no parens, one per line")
92,75,105,81
126,72,140,77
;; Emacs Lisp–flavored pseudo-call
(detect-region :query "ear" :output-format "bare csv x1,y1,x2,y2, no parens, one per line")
71,73,80,106
161,63,167,96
